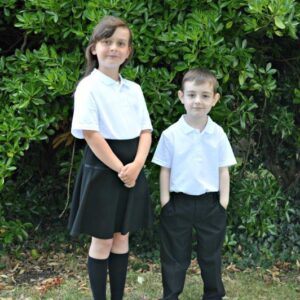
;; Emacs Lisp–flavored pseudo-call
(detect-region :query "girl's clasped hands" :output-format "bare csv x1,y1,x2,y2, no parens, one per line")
118,161,141,188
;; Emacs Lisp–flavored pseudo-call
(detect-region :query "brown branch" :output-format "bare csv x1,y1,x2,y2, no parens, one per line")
21,33,28,52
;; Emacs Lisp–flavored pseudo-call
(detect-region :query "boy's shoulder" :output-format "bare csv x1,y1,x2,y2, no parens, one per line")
209,118,226,134
162,116,227,140
161,118,182,136
164,116,224,131
205,117,229,142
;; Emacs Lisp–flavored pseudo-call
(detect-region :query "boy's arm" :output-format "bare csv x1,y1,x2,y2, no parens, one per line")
160,167,171,207
83,130,124,173
219,166,230,209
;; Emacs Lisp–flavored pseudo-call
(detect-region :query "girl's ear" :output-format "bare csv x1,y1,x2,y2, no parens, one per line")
124,46,132,61
90,43,96,55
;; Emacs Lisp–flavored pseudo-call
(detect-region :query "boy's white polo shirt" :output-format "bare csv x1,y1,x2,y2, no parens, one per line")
71,68,152,140
152,115,236,196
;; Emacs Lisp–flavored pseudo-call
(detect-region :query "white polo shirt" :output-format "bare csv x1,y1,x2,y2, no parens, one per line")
152,116,236,195
71,69,152,139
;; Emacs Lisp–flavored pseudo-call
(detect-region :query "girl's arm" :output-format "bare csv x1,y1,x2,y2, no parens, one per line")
83,130,124,173
160,167,171,207
219,166,230,209
118,130,152,185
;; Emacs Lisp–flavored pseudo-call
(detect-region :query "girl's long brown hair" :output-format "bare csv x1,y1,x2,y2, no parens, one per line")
84,16,133,77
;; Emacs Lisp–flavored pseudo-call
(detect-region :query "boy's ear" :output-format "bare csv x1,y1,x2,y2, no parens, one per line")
213,92,220,106
178,90,184,103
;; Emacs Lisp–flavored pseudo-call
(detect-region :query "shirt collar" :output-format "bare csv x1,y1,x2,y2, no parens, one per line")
92,68,129,88
179,115,215,135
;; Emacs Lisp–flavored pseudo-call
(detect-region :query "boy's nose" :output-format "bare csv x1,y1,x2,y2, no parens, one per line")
194,96,201,103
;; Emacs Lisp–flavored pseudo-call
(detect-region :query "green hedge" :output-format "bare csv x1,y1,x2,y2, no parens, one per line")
1,0,299,265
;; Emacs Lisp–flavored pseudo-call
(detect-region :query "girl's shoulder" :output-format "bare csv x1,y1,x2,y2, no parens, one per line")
75,74,95,93
121,76,142,90
77,73,94,86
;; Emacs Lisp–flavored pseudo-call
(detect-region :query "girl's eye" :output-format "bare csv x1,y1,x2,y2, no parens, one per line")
118,41,126,47
102,40,111,45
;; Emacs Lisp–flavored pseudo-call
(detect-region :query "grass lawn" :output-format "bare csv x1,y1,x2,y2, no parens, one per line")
0,252,299,300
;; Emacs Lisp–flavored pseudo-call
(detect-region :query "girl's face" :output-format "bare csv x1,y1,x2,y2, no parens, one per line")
91,27,131,73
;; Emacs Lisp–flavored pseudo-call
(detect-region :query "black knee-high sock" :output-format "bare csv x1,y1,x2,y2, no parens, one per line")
87,256,108,300
108,252,129,300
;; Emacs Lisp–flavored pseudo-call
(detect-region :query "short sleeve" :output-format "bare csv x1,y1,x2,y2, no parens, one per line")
218,132,236,167
71,82,100,139
137,86,153,132
152,132,173,168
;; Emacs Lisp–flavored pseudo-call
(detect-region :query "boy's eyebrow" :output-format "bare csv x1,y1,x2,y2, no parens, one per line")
184,89,213,94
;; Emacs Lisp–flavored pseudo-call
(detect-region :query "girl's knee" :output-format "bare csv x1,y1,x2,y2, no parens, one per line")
89,237,113,258
111,233,129,253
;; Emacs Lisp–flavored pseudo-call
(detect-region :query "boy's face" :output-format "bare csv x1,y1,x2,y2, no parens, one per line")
178,81,220,119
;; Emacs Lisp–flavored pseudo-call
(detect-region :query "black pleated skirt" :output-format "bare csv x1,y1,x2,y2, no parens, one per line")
68,137,153,239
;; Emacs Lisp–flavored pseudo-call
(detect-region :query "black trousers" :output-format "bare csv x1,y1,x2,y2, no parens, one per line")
160,192,226,300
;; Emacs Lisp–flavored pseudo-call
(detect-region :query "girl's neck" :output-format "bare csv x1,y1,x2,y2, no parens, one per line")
98,66,120,82
184,115,208,132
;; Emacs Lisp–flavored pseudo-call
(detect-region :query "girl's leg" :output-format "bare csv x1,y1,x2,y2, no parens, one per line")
109,233,129,300
88,237,113,300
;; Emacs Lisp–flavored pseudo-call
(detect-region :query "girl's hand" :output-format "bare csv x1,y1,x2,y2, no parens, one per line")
118,162,141,184
124,180,136,189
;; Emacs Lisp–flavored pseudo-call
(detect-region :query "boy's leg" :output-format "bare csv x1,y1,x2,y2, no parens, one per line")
194,193,226,300
160,193,193,300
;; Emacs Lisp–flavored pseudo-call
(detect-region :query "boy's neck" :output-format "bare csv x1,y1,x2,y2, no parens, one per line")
184,115,208,132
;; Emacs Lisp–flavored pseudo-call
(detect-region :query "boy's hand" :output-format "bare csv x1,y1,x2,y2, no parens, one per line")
118,162,141,185
219,200,228,210
161,196,170,208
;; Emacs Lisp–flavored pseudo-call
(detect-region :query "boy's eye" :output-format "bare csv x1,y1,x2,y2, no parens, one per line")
187,93,195,98
202,94,211,99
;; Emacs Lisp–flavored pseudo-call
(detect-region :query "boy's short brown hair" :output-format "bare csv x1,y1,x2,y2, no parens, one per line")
181,68,219,93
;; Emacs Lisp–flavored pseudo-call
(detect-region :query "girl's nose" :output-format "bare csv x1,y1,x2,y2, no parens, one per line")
110,42,117,50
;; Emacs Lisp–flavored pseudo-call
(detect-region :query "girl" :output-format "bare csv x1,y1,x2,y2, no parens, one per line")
68,16,153,300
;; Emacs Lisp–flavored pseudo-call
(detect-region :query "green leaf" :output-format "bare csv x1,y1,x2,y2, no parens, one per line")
274,16,285,29
225,21,233,29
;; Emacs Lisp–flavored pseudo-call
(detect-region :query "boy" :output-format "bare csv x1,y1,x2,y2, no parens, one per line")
152,68,236,300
